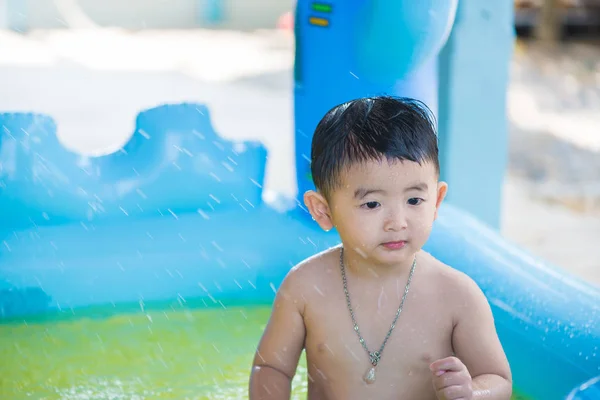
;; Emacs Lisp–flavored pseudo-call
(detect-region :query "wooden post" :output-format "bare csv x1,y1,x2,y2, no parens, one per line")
535,0,561,43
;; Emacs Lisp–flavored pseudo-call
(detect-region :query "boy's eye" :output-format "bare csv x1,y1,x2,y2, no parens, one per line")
408,198,423,206
362,201,380,209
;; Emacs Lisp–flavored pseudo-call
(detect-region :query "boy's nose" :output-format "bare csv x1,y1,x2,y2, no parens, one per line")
383,211,407,232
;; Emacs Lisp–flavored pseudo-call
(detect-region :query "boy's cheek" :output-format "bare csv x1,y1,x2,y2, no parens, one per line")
412,213,434,227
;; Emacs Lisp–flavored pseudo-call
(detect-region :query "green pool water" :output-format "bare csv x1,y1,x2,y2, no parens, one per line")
0,302,531,399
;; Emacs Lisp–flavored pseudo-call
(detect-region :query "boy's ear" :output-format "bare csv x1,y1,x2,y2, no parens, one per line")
434,181,448,220
303,190,334,232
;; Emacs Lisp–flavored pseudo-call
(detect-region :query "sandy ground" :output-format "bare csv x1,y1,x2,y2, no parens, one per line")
0,28,599,286
505,38,600,285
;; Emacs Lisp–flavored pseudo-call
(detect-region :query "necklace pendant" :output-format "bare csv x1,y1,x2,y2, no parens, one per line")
364,366,376,384
369,351,381,365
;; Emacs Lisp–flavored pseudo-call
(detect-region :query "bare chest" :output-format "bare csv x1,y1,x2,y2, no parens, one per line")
302,281,454,399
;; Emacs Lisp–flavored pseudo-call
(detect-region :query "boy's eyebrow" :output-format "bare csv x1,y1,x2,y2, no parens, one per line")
354,188,385,199
405,182,428,192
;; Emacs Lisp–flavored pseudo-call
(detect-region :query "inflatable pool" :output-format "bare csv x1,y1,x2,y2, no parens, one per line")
1,0,599,399
1,103,599,399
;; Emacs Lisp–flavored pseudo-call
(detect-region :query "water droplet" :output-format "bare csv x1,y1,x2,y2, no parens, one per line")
214,281,222,291
212,141,225,151
168,209,178,219
136,188,147,199
313,285,324,296
197,209,210,220
221,161,234,172
138,129,151,139
192,130,205,140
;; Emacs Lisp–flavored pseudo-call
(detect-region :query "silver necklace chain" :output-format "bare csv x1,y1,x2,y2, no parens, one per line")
339,247,417,367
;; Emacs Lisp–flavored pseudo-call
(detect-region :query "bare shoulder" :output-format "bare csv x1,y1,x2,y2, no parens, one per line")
419,251,490,315
419,251,475,285
278,245,341,310
286,245,339,283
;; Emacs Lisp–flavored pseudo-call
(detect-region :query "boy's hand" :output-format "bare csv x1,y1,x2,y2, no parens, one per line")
430,356,473,400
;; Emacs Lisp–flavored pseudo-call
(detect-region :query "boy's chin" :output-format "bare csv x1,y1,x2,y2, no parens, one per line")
339,242,416,265
372,246,416,265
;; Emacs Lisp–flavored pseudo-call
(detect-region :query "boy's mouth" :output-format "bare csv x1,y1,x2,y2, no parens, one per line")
381,241,407,250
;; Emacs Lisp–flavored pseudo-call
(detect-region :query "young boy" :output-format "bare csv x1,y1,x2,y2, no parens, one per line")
249,96,512,399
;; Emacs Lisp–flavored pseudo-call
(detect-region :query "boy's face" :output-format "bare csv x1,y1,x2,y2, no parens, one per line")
305,159,447,267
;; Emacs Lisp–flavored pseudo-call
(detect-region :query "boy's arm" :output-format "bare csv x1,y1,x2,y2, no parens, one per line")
440,274,513,399
249,268,306,400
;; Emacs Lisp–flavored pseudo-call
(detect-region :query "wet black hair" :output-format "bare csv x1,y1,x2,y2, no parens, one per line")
310,95,440,198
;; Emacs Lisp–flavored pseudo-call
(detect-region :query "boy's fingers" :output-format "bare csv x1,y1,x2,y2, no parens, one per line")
432,371,469,390
429,356,464,373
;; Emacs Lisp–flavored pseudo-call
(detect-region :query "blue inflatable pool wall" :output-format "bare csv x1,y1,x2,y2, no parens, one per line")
0,106,267,229
1,0,599,399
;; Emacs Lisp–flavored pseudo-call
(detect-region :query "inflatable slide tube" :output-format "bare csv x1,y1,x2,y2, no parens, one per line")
292,0,454,199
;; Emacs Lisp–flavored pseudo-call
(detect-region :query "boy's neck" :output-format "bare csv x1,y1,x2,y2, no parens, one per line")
340,246,418,281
